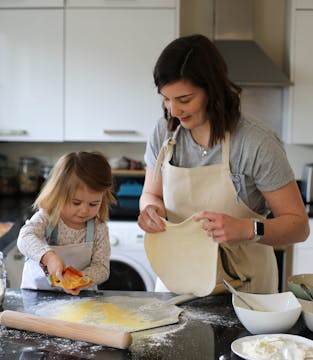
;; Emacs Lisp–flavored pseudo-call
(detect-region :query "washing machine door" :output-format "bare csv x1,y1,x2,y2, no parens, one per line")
97,254,155,291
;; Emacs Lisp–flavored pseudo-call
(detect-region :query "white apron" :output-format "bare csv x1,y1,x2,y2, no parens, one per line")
153,126,278,294
21,219,94,290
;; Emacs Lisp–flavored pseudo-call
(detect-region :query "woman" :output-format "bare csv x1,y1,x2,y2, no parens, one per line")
138,34,309,294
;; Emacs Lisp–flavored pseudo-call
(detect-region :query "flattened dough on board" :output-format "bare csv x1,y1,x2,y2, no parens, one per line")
144,215,218,296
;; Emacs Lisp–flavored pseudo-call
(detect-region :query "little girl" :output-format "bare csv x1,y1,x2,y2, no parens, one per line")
17,151,115,295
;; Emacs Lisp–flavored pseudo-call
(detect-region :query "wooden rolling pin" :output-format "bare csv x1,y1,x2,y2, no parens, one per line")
0,310,132,349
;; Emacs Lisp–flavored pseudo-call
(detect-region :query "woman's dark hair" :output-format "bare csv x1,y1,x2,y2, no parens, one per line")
153,34,242,146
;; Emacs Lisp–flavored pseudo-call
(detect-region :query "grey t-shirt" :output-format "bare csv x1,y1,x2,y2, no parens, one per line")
144,116,294,216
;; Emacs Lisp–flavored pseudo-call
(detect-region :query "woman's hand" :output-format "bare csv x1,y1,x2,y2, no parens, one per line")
194,211,253,244
41,251,66,281
138,205,166,233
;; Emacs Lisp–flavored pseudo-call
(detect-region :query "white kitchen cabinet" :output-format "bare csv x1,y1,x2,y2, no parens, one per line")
284,0,313,144
292,218,313,274
0,2,64,141
64,1,179,142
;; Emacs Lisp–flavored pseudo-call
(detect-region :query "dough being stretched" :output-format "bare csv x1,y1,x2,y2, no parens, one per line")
144,215,218,296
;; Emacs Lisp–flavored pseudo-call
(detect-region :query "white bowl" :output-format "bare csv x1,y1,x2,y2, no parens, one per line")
299,298,313,331
232,291,301,335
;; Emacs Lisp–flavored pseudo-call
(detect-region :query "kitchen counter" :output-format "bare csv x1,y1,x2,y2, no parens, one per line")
0,289,313,359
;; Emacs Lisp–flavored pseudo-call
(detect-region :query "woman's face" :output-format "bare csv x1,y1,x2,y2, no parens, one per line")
160,79,209,130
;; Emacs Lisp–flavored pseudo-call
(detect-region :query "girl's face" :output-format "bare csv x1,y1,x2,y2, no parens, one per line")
61,185,103,229
160,79,209,130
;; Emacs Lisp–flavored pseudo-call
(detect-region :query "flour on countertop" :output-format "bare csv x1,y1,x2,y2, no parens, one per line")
0,327,103,359
183,303,241,327
5,289,22,299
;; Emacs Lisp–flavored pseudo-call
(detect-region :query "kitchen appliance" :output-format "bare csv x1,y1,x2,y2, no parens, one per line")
212,0,290,86
301,164,313,204
98,220,157,292
99,172,157,291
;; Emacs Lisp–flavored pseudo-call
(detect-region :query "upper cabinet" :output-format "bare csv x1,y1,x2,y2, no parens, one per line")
0,2,64,141
0,0,179,142
283,0,313,144
65,1,179,142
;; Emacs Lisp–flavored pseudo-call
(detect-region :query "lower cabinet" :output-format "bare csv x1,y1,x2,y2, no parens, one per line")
292,219,313,274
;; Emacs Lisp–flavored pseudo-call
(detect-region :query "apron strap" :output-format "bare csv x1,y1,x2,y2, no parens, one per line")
45,219,95,245
153,125,181,182
45,225,58,246
85,218,95,243
221,132,231,168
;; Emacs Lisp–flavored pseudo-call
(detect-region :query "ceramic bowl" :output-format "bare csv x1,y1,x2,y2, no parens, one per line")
288,274,313,301
232,291,301,335
299,298,313,331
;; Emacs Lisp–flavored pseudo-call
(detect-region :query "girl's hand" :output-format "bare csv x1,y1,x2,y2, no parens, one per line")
41,251,66,281
138,205,166,233
194,211,254,244
63,287,81,296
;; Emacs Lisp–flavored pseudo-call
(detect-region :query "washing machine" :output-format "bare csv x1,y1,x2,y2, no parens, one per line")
97,220,157,291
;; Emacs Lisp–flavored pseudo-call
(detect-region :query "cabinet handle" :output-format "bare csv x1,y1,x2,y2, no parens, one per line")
103,130,138,135
0,130,28,136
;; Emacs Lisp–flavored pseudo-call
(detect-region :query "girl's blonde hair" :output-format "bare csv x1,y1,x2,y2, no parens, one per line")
34,151,115,227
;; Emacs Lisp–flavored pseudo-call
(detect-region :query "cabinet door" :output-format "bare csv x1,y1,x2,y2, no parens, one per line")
0,9,63,141
65,7,178,142
292,219,313,274
287,8,313,144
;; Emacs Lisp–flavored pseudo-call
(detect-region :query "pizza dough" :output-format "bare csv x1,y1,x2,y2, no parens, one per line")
33,296,183,332
144,215,218,296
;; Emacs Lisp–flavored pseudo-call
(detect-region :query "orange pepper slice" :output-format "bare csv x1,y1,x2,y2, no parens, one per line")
50,266,93,290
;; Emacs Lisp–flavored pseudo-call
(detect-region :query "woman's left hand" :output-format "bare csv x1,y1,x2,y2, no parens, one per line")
194,210,253,243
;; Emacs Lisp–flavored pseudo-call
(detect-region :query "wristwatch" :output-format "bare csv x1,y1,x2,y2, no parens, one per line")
251,219,264,242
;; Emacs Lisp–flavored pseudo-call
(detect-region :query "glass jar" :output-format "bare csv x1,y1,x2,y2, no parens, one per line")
38,164,52,189
18,157,40,194
0,166,18,195
0,252,6,308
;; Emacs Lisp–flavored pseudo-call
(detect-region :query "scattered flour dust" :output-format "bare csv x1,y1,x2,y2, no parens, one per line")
0,326,103,359
4,289,22,299
183,303,241,327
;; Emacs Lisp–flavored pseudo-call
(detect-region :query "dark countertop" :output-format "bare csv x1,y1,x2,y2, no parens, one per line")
0,289,313,359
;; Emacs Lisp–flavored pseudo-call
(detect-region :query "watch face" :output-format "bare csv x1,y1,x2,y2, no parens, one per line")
256,221,264,236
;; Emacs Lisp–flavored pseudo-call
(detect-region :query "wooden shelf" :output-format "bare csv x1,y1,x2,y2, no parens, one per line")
112,169,145,176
